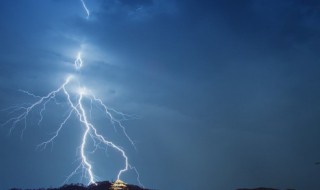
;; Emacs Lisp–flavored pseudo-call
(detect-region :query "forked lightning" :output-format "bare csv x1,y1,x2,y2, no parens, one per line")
1,0,142,187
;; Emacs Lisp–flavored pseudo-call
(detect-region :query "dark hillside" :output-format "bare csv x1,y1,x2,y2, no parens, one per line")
9,181,149,190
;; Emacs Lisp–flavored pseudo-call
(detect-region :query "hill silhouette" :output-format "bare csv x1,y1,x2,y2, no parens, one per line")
8,182,296,190
9,181,150,190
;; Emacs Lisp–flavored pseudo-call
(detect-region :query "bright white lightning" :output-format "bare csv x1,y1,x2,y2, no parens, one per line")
80,0,90,19
75,52,83,70
1,76,72,137
2,73,141,185
1,0,143,187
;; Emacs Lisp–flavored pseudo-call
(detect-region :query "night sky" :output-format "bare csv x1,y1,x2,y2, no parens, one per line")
1,0,320,190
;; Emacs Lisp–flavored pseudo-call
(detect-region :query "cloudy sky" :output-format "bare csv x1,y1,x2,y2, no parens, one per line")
1,0,320,190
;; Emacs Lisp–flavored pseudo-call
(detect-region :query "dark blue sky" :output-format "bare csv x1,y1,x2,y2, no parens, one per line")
1,0,320,190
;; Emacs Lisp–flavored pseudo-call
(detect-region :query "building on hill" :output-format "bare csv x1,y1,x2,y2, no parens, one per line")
109,180,128,190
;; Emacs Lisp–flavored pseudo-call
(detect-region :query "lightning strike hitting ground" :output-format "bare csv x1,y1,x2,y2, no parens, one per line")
1,0,142,187
2,73,140,185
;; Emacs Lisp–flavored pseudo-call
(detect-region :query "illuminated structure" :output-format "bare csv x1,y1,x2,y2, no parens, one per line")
110,180,128,190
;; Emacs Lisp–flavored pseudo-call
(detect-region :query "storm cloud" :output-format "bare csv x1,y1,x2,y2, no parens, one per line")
1,1,320,190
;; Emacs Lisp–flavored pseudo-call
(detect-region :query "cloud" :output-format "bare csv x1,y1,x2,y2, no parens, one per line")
1,1,320,190
93,0,177,21
117,0,154,7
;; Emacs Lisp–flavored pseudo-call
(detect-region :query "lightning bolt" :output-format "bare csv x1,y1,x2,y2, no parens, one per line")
74,52,83,70
1,0,143,187
80,0,90,19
